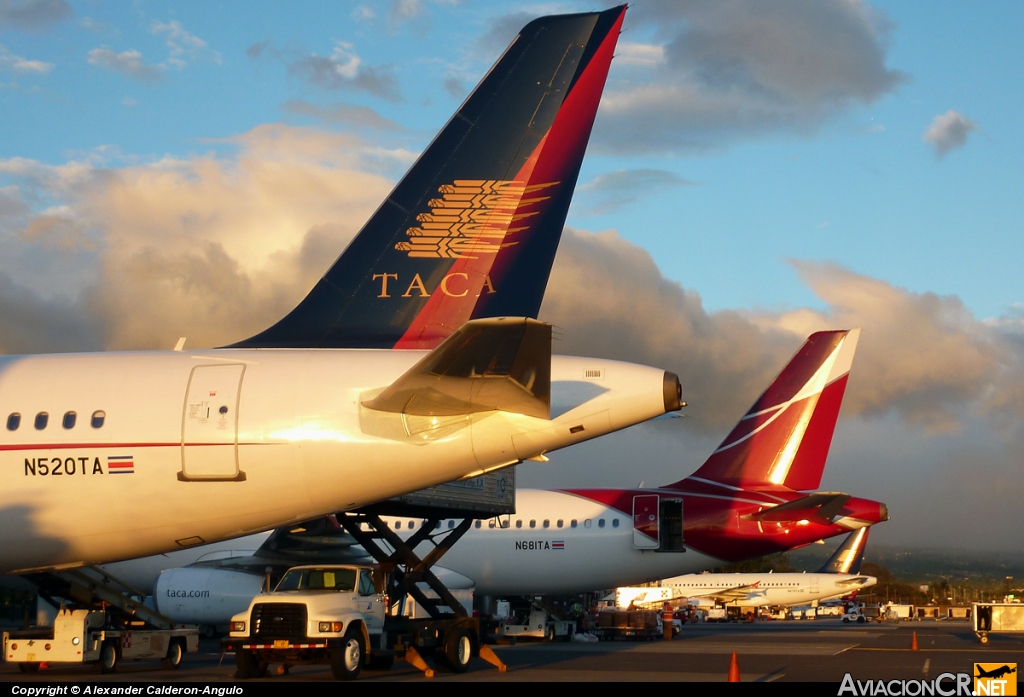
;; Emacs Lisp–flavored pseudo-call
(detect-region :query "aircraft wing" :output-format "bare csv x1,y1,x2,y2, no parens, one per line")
363,317,551,418
694,583,763,604
742,492,851,525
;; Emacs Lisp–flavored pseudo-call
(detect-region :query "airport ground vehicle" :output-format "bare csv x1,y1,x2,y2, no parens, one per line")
226,563,497,679
973,602,1024,644
588,609,663,640
3,608,197,674
843,606,867,623
497,605,575,642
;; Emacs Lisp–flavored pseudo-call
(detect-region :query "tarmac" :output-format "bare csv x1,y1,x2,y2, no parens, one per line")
1,618,1021,684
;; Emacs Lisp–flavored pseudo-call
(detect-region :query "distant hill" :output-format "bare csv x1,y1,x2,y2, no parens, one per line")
789,542,1024,585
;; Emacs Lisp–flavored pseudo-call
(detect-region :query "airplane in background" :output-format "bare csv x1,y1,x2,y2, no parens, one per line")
656,528,876,610
0,6,686,575
93,328,889,626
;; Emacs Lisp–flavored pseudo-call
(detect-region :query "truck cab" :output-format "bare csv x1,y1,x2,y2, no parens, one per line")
229,564,385,680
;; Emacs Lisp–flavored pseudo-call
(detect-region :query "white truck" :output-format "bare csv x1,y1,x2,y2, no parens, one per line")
226,564,484,680
3,608,198,674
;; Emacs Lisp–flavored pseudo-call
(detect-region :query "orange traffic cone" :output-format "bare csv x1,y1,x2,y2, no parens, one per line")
911,632,919,651
728,651,741,682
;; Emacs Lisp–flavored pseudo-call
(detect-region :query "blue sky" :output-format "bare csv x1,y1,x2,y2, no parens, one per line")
3,1,1020,318
2,0,1023,552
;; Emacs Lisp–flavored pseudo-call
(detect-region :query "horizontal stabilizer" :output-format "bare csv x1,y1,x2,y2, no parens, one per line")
362,317,551,418
743,492,851,525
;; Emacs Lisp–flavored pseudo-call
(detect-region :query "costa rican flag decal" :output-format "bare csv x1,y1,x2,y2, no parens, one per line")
107,455,135,474
552,541,564,550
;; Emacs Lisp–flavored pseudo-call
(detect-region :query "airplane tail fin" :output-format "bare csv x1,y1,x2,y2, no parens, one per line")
231,7,627,350
673,329,861,491
817,528,870,574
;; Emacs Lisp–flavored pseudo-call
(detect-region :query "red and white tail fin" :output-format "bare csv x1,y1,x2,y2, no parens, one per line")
674,329,860,491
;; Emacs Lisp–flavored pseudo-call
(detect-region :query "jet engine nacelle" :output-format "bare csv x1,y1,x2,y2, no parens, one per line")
153,567,263,626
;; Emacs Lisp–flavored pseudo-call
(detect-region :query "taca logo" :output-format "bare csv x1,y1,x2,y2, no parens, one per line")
394,179,558,259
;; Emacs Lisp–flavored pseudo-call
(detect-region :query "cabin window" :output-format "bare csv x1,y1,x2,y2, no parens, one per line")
63,411,76,429
542,520,550,528
6,413,19,431
598,519,606,528
447,520,455,529
395,521,402,529
584,519,592,529
91,410,106,428
474,520,481,529
612,519,620,528
529,520,536,529
34,412,48,430
488,519,496,528
408,521,416,529
556,519,563,528
435,521,442,530
515,520,523,529
570,519,578,528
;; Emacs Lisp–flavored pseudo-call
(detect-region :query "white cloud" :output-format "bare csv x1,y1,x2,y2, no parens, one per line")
151,19,219,69
923,110,978,158
87,48,161,83
0,44,53,73
616,42,665,68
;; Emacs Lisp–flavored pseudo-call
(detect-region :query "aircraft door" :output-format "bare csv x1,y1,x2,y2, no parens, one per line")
179,364,246,481
659,498,684,552
810,575,819,595
633,495,659,549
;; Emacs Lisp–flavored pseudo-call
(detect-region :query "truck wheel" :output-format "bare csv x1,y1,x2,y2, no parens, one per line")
330,627,364,680
162,639,184,670
438,628,472,673
100,641,118,674
545,625,555,642
235,648,267,679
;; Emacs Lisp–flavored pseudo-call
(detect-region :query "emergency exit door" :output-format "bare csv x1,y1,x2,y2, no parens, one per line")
179,364,246,481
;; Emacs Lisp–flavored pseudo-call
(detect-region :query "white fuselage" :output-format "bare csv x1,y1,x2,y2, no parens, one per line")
0,350,668,574
104,489,724,602
661,571,876,608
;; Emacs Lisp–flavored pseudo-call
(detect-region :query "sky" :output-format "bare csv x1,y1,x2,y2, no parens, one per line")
1,0,1022,553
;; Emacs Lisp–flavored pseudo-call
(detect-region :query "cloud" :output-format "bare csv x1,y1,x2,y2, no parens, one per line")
923,110,978,158
253,41,401,102
577,168,694,215
282,100,404,132
87,48,162,84
616,42,666,68
538,228,1024,434
593,0,907,154
0,125,395,351
0,0,71,31
443,78,464,101
151,19,220,69
0,44,54,74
